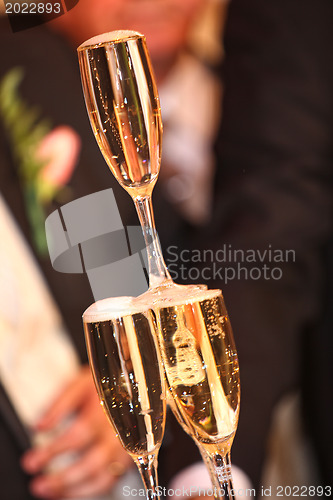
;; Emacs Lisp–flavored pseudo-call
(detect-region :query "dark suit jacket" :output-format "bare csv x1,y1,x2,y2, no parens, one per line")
161,0,333,489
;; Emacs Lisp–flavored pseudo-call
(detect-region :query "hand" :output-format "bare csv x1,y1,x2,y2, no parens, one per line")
21,365,132,499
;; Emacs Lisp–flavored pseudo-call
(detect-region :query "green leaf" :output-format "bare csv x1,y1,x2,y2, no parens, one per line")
0,67,53,257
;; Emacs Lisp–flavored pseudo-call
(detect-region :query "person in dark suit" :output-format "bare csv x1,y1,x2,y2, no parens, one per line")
217,0,332,487
169,0,333,491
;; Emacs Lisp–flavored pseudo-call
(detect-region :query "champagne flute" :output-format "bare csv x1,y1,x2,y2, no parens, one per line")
153,288,240,499
77,30,205,298
78,30,170,290
83,297,166,499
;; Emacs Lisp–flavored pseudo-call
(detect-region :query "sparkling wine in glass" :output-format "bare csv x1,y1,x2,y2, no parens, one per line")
78,30,171,289
83,297,166,499
153,288,240,499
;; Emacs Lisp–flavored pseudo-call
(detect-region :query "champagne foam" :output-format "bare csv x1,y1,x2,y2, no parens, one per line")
78,30,144,51
139,287,222,309
83,288,222,323
83,296,139,323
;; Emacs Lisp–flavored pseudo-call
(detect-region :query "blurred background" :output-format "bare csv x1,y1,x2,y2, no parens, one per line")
0,0,332,499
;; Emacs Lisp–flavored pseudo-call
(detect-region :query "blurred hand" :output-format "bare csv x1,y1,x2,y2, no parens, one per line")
21,365,132,499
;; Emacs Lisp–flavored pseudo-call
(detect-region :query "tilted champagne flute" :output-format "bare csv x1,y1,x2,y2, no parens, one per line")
78,30,171,291
77,30,205,297
83,297,166,499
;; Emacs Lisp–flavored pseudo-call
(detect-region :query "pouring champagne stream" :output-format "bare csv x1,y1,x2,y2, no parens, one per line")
78,31,240,500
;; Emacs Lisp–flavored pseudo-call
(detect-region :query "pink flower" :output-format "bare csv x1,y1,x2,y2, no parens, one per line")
37,125,81,188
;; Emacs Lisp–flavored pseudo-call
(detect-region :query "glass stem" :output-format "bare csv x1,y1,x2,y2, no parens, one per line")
134,454,160,500
200,449,235,500
134,195,172,289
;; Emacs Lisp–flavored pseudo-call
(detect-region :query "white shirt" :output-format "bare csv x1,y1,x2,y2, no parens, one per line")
159,52,222,224
0,194,79,429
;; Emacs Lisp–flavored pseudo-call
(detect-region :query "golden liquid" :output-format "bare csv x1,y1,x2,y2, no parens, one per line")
84,310,166,457
154,291,240,446
78,35,162,197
